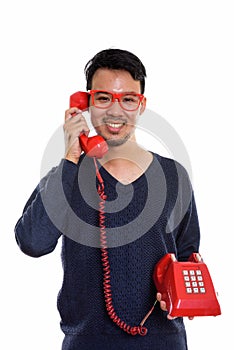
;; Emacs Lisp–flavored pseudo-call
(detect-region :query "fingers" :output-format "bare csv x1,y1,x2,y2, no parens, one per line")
156,293,177,320
65,107,82,121
167,314,177,320
63,108,90,163
64,108,90,135
65,108,90,137
156,292,162,301
157,293,195,321
156,293,167,311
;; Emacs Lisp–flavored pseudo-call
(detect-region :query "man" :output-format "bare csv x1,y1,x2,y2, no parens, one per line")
15,48,200,349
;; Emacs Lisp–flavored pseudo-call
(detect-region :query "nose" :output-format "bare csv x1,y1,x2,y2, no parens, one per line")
106,100,124,117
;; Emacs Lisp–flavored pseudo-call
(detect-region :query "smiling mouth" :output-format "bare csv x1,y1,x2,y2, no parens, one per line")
106,122,125,129
104,121,126,133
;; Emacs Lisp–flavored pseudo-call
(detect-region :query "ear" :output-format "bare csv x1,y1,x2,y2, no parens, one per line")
139,97,147,115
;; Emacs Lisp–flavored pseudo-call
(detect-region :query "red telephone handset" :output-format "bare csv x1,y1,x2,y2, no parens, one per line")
153,253,221,318
69,91,108,158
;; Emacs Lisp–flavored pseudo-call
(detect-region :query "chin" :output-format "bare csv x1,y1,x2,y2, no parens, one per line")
106,139,127,147
106,132,132,147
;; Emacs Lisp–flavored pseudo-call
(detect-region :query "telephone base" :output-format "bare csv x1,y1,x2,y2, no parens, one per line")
153,253,221,318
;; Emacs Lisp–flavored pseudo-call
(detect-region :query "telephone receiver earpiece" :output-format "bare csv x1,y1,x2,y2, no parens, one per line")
70,91,89,111
69,91,108,158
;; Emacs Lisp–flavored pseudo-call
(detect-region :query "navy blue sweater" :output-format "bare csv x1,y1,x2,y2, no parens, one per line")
15,153,200,350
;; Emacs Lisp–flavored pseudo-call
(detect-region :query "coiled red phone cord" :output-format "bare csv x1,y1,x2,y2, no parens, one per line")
94,159,157,336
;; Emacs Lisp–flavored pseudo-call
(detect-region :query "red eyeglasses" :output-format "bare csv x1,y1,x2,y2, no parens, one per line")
89,90,144,111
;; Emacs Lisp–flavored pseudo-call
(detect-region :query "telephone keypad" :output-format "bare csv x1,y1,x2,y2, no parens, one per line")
183,269,206,294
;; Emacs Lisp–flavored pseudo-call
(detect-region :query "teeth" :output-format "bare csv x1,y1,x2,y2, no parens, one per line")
106,123,123,128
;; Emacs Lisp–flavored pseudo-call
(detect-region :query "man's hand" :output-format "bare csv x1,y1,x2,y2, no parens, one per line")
156,293,194,320
63,107,90,164
156,293,175,320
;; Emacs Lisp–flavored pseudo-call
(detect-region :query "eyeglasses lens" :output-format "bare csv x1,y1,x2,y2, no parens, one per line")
93,91,141,111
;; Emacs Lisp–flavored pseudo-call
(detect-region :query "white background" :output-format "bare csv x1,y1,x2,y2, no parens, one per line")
0,0,233,349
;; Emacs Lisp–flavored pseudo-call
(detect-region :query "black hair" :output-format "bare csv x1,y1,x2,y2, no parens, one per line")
84,48,147,93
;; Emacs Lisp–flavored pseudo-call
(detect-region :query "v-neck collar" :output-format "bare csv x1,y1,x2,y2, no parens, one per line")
97,152,157,191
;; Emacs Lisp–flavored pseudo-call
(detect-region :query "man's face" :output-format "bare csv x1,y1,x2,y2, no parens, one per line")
89,68,146,147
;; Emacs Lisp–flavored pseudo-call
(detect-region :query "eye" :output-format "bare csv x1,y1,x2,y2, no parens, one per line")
94,92,112,103
122,94,139,103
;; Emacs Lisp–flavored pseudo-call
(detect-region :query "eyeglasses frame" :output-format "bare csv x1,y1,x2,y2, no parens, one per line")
88,90,145,111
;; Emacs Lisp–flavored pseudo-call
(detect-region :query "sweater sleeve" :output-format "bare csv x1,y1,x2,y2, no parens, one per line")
174,162,200,261
15,159,78,257
164,158,201,261
175,191,200,261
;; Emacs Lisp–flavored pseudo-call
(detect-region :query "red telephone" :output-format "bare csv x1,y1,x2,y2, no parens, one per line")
153,253,221,318
69,91,108,158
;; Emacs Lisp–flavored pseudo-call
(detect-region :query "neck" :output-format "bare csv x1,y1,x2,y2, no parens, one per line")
99,136,153,184
101,135,141,163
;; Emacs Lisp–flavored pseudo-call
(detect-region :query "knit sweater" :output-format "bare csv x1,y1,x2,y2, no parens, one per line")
15,153,200,350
